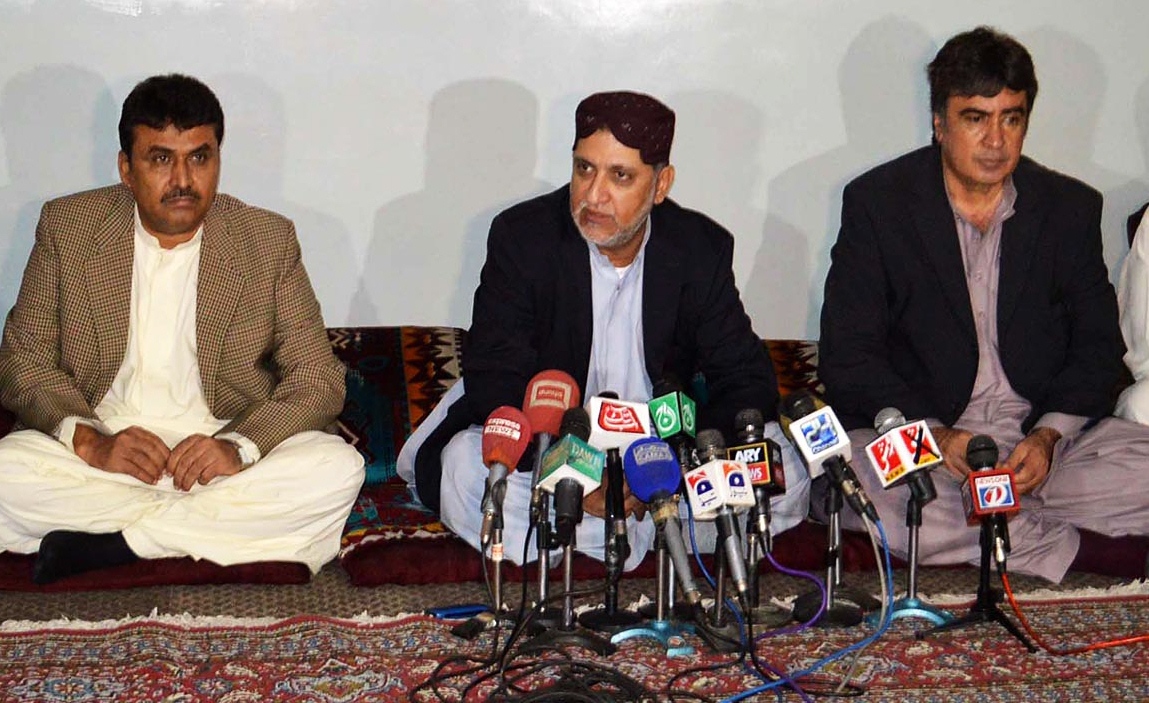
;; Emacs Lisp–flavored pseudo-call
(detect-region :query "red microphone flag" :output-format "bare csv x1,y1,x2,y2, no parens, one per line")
481,406,533,471
522,370,580,436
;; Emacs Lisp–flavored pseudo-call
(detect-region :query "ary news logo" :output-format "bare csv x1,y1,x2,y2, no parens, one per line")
483,417,523,441
632,440,675,466
597,401,645,433
530,380,575,410
729,444,767,482
973,474,1017,509
731,445,764,464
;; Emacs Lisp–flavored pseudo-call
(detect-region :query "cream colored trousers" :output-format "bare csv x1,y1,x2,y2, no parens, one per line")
0,428,364,573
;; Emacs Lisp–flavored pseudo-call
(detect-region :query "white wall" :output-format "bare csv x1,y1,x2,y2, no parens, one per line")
0,0,1145,340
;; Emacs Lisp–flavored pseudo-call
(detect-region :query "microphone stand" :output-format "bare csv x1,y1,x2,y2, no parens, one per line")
917,517,1035,651
690,542,743,653
519,486,617,656
451,515,517,639
610,528,695,657
868,476,953,625
580,449,643,634
530,489,562,631
792,480,879,626
744,497,792,627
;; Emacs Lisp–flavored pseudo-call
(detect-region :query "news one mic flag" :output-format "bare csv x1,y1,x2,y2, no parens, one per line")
962,470,1020,526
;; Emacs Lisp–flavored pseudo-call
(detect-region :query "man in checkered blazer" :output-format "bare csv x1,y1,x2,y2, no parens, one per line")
0,74,364,584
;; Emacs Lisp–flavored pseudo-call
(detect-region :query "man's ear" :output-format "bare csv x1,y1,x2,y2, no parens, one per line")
653,165,675,204
117,151,132,191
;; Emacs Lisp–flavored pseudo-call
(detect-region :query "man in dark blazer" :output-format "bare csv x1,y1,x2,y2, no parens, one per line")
0,74,364,584
398,91,810,570
820,27,1149,582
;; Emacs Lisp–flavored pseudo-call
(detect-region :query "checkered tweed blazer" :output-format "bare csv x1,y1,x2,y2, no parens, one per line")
0,184,345,456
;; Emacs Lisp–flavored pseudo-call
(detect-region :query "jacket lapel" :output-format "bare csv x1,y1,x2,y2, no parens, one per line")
910,149,977,340
195,203,243,407
642,203,682,380
85,191,134,382
559,201,594,390
996,159,1043,333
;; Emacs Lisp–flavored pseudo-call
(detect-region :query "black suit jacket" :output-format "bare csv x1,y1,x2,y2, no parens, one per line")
820,145,1122,431
414,185,775,512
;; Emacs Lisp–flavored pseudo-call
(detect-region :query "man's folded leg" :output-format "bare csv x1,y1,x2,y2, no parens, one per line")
123,431,365,573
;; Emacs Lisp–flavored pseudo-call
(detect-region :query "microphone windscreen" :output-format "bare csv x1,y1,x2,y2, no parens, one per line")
652,374,684,398
966,435,999,471
873,407,906,435
622,437,682,503
481,406,533,470
559,406,592,441
734,408,765,442
778,391,817,421
522,370,580,436
695,428,726,463
734,407,764,429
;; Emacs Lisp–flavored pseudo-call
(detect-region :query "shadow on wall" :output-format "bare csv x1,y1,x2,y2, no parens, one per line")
757,16,934,339
358,79,552,328
668,89,772,333
209,73,358,325
0,65,118,318
1131,77,1149,238
1022,26,1144,277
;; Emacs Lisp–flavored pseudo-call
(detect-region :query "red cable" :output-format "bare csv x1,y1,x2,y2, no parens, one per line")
1000,569,1149,654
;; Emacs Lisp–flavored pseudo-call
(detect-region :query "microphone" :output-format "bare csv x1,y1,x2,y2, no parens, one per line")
539,408,605,545
586,394,653,455
649,377,697,471
778,391,879,522
685,429,754,608
523,370,581,517
864,407,940,504
960,435,1019,566
730,408,786,493
538,408,602,494
727,408,786,545
623,437,702,607
603,447,630,582
480,406,533,547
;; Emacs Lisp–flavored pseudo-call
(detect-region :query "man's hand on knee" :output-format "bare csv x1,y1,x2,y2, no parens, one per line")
167,434,245,491
931,426,974,481
1003,427,1059,495
73,424,170,484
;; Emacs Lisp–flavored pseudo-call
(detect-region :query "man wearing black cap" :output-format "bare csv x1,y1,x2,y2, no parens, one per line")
398,91,810,569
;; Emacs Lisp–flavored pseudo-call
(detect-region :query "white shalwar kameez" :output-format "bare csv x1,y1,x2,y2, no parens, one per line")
0,216,363,572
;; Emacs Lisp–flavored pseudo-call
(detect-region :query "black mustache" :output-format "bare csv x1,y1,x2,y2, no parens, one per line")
162,188,198,202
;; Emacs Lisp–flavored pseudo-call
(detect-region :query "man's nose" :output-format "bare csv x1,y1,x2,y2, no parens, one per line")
171,158,191,187
586,173,608,204
982,119,1005,148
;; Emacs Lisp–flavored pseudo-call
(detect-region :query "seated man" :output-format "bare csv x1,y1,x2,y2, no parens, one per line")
1117,207,1149,423
0,74,365,584
819,27,1149,583
398,91,810,569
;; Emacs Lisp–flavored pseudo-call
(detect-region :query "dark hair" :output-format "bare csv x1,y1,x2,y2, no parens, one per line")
118,74,224,154
927,26,1038,117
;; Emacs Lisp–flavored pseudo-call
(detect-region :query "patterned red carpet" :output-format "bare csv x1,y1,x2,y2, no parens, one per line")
3,593,1148,702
